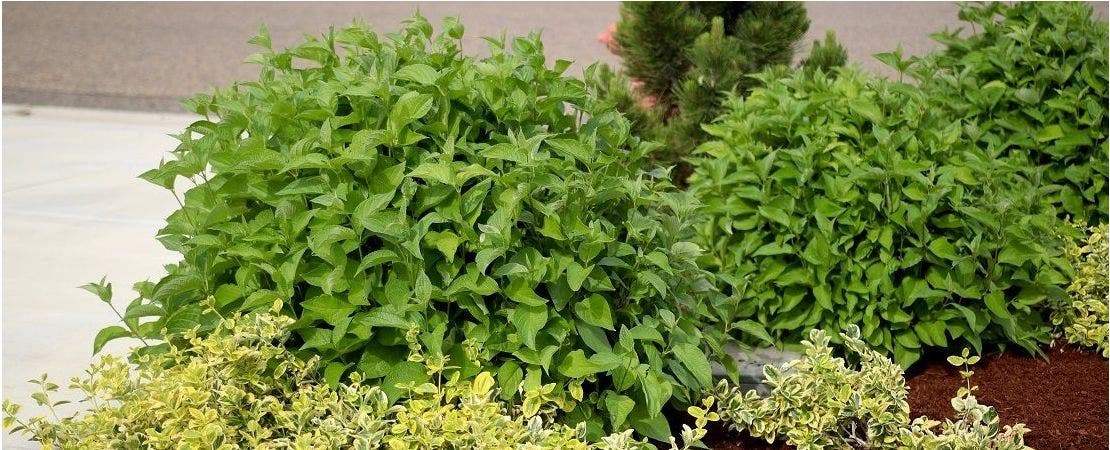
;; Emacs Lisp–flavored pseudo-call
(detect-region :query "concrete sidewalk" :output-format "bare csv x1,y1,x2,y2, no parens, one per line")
2,105,189,448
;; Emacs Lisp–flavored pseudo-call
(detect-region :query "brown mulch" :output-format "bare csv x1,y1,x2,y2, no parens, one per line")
702,343,1107,450
907,343,1108,450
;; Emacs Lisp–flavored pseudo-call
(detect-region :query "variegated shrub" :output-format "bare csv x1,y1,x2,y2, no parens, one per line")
712,326,1030,450
1053,223,1109,356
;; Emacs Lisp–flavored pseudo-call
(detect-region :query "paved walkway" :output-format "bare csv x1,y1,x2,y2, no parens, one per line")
2,105,189,447
0,2,983,111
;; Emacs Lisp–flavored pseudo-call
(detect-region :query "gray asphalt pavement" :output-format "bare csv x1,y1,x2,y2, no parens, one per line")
0,1,1006,112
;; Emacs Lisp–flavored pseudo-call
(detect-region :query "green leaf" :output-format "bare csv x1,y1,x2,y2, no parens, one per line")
573,294,614,330
475,248,504,274
123,304,165,320
497,361,524,400
354,210,406,240
644,251,672,274
381,361,430,402
951,304,979,331
928,237,959,261
802,235,831,266
630,405,672,442
354,192,398,223
557,350,621,378
509,304,548,349
79,278,113,303
604,393,635,428
93,326,130,354
394,64,440,85
138,166,176,190
626,324,665,343
408,162,456,186
998,241,1039,267
388,91,435,131
352,307,409,329
733,320,774,345
281,153,331,172
431,231,460,262
895,330,921,349
505,278,547,306
637,271,668,297
479,143,529,163
546,138,594,163
578,322,613,354
893,344,920,368
672,343,712,388
164,305,202,334
984,290,1012,320
873,51,903,71
323,362,351,387
758,206,791,226
302,294,356,326
1035,124,1064,142
752,242,793,257
638,372,673,418
276,176,327,196
565,262,592,291
371,162,407,194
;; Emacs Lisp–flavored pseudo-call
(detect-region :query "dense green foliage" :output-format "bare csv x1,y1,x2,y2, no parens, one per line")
104,16,735,439
713,327,1031,449
902,2,1109,224
690,67,1072,366
1053,223,1109,356
595,2,845,175
12,3,1106,447
4,307,715,449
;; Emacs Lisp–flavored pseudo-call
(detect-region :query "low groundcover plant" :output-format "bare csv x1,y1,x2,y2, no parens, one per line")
713,326,1031,450
1052,222,1109,356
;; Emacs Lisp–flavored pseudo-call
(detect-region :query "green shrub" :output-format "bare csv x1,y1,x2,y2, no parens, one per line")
712,327,1031,450
108,15,730,439
1053,223,1109,356
902,2,1109,224
595,2,845,177
689,67,1072,366
5,306,714,449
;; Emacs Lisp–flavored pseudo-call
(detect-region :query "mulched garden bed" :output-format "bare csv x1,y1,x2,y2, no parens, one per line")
907,342,1108,450
702,342,1107,449
703,424,791,450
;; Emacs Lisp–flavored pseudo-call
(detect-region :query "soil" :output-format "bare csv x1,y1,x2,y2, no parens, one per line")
702,343,1108,450
907,343,1108,450
703,423,793,449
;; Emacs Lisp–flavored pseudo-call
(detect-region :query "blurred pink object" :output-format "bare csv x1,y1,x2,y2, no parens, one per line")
596,23,657,112
597,23,620,55
626,79,657,110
